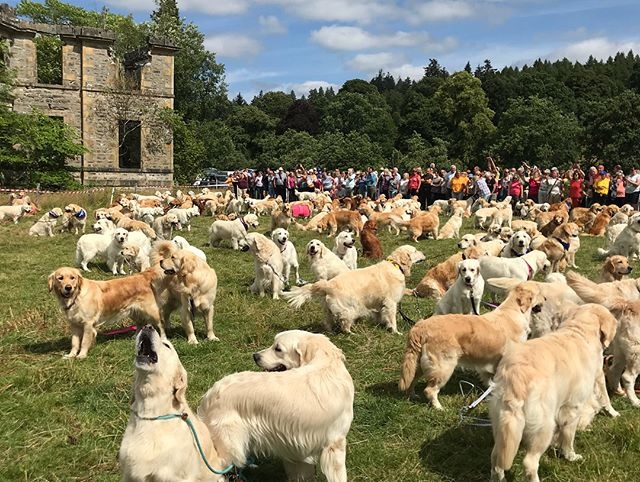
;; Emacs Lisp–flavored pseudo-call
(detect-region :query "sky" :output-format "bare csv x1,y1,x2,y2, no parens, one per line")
13,0,640,100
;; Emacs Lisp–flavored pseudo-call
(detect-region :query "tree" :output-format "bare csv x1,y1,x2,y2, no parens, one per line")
493,96,582,168
434,71,496,164
251,91,294,120
277,99,320,135
147,0,228,121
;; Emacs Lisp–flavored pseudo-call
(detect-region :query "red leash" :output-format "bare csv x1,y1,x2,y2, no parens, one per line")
100,325,137,336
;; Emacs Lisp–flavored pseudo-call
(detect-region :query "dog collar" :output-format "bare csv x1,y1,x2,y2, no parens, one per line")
386,258,405,275
75,209,87,220
48,210,60,218
510,247,529,258
554,237,570,251
240,218,248,231
62,295,78,311
278,241,287,253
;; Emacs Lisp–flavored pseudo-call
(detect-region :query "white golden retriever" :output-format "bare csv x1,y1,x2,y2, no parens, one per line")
333,230,358,269
285,245,425,334
172,235,207,261
271,228,301,287
479,250,549,284
489,304,618,482
107,228,151,275
75,219,116,271
209,213,259,250
245,232,284,299
119,325,227,482
597,212,640,259
306,239,349,281
434,258,484,315
500,230,531,258
197,330,354,482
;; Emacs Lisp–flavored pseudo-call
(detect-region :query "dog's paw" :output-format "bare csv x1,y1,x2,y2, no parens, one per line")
187,337,199,345
564,453,583,462
207,334,220,342
296,279,307,286
63,353,77,359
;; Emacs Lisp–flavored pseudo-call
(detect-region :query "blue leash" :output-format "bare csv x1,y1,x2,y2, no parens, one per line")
133,411,241,479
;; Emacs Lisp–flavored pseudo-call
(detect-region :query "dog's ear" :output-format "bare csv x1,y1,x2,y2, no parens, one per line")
604,257,614,273
172,365,188,408
598,308,618,349
76,271,83,291
515,286,534,313
48,272,56,292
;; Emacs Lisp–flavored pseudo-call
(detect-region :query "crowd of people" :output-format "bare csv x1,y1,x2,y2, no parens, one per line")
226,157,640,210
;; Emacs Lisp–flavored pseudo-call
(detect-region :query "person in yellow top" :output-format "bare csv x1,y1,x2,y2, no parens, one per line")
450,171,469,200
592,163,611,205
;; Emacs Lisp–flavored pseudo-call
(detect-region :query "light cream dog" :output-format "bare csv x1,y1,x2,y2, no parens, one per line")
119,325,226,482
198,330,354,482
305,239,349,281
489,304,618,482
62,203,88,234
209,213,259,250
284,245,425,334
437,207,464,239
333,230,358,269
245,232,285,299
29,207,63,236
398,282,545,409
0,203,32,223
434,258,484,315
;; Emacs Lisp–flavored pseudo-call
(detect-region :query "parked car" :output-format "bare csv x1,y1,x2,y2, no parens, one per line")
193,168,230,188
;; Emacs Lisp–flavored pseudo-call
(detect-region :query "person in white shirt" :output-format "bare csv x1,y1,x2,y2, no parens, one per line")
625,166,640,207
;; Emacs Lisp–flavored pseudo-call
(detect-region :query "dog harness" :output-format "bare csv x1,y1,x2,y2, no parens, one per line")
292,204,311,218
554,237,571,251
48,210,61,218
239,218,249,231
75,208,87,220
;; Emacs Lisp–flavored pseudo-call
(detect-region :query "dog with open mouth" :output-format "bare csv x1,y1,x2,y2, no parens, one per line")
270,228,301,288
197,330,354,482
119,325,227,482
333,230,358,269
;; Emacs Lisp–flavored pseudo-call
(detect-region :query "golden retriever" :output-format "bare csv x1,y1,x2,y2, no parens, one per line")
109,210,157,239
48,267,165,359
398,282,545,409
29,207,64,236
305,239,349,281
393,206,440,241
437,207,464,239
489,304,618,482
245,232,285,299
412,246,487,299
599,255,633,282
62,203,88,234
324,209,364,237
119,325,227,482
588,206,618,236
285,245,425,334
566,270,640,301
198,330,354,482
538,223,578,272
155,242,219,344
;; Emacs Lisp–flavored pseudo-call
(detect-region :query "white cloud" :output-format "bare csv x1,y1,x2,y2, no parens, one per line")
346,52,401,72
548,37,640,63
412,1,475,22
204,35,262,58
264,0,398,24
385,64,426,80
258,15,287,34
311,25,434,51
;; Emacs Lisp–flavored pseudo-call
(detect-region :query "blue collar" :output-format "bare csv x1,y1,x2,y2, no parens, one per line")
75,209,87,220
554,237,570,251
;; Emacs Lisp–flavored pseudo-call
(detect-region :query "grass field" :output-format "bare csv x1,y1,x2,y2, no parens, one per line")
1,190,640,482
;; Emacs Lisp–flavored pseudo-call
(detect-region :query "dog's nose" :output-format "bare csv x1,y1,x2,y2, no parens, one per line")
141,324,154,332
64,285,72,292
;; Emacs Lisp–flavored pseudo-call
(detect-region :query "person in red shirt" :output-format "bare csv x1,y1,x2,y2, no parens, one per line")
568,167,585,208
408,168,422,197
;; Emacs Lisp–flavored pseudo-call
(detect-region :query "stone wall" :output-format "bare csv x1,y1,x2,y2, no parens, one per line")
0,8,177,187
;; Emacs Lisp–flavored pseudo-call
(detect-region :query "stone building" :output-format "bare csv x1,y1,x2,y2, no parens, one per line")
0,7,177,186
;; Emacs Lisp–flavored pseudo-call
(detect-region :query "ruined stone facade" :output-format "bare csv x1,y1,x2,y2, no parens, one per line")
0,9,177,186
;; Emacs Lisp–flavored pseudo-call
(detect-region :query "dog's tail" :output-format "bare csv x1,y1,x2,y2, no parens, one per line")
490,376,527,476
565,270,602,303
282,280,331,308
596,247,610,258
398,328,423,392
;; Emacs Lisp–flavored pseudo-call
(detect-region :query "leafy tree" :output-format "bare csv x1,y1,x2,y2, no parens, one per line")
277,99,320,135
251,91,294,120
17,0,146,58
582,91,640,169
434,71,496,164
493,96,582,168
147,0,228,121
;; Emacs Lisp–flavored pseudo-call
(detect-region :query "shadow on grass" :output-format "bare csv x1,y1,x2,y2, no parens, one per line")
420,423,494,482
23,336,69,354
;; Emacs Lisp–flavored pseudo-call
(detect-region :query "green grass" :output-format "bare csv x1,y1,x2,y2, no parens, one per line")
1,192,640,481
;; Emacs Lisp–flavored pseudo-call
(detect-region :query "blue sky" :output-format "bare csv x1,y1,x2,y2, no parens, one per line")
13,1,640,100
